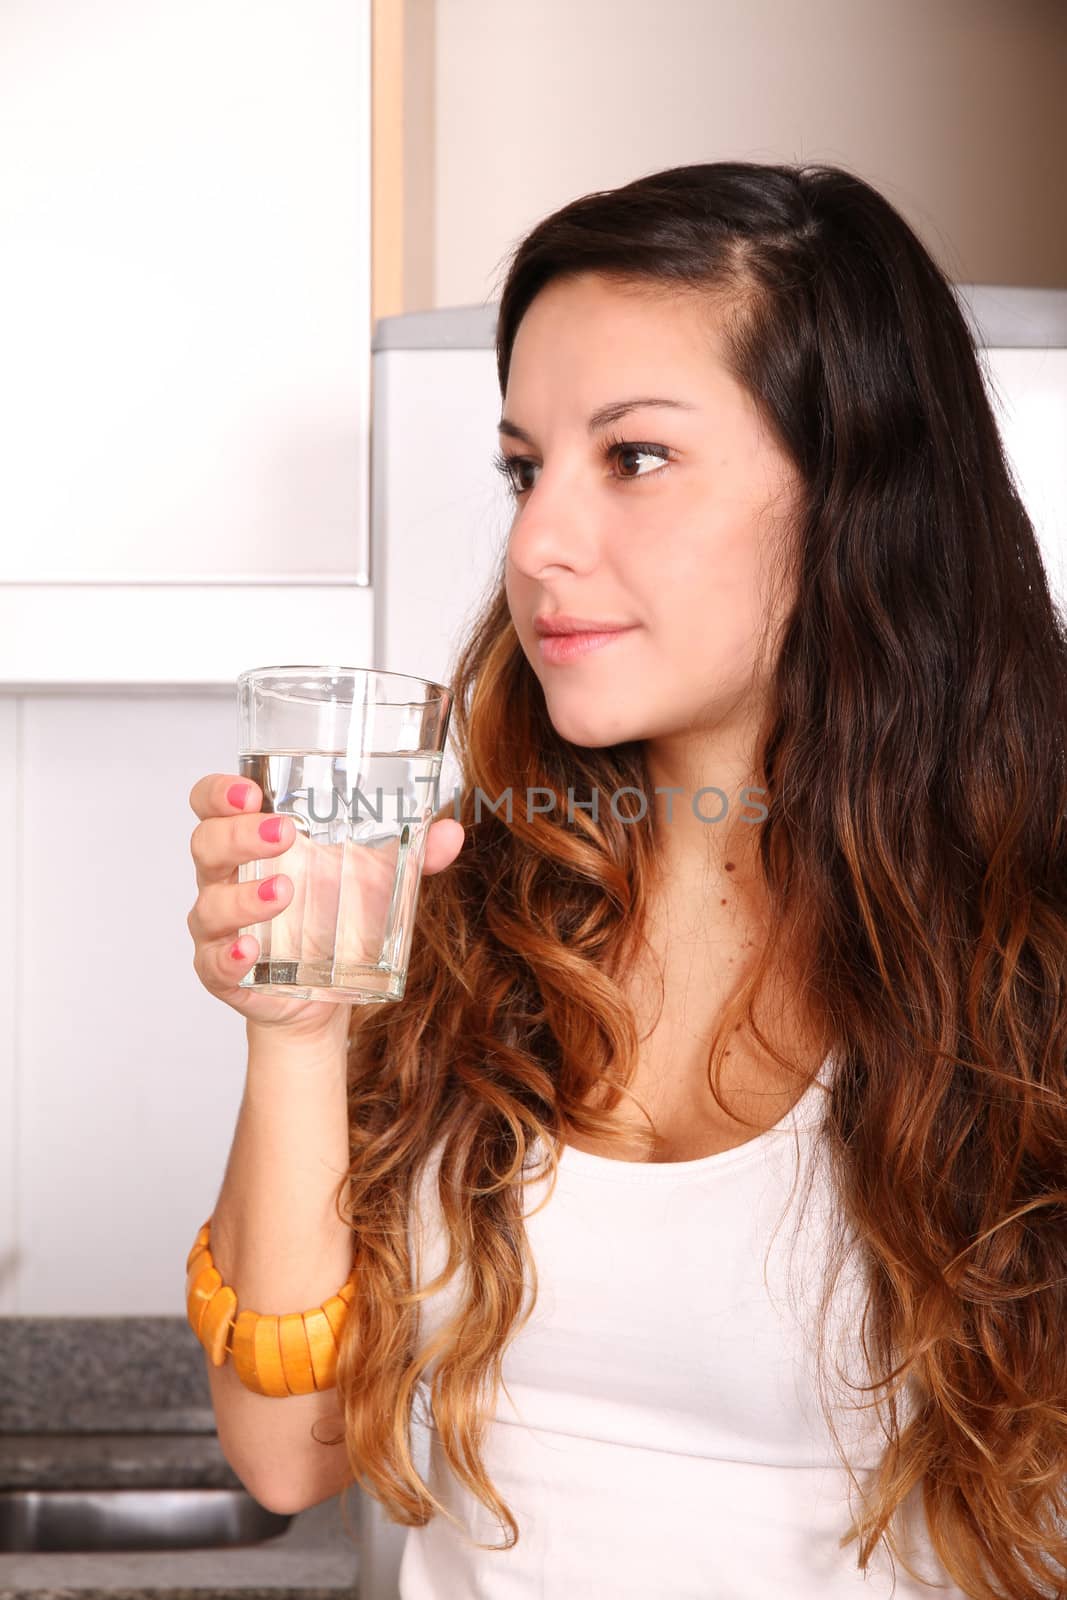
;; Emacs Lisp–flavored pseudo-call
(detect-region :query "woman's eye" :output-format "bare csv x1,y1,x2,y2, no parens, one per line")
491,441,672,499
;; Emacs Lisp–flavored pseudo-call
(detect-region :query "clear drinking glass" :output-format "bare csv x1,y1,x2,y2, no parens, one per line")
235,664,453,1005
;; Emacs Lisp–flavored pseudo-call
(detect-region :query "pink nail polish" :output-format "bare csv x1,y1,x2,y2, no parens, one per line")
258,815,283,843
258,876,281,901
227,782,250,809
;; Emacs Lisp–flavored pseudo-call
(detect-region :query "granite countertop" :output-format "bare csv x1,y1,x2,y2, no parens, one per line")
0,1316,363,1599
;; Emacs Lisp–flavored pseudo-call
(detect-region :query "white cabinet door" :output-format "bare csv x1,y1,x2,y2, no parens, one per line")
9,691,257,1313
0,2,371,684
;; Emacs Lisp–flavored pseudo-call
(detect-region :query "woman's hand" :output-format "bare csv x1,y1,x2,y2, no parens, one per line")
186,771,465,1044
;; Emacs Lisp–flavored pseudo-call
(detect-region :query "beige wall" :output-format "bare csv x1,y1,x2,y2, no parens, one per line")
403,0,1067,309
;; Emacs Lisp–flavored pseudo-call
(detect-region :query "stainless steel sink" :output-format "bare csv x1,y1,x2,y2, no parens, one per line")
0,1486,293,1553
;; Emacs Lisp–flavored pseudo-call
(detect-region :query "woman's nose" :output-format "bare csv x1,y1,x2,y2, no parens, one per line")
505,486,601,580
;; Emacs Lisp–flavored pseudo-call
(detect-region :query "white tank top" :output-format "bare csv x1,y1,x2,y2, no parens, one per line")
398,1050,971,1598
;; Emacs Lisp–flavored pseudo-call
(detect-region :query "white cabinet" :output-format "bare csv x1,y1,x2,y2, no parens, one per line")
0,1,373,686
3,690,257,1313
0,0,375,1313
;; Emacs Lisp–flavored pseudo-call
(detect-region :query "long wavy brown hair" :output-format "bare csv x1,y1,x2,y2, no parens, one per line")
320,161,1067,1598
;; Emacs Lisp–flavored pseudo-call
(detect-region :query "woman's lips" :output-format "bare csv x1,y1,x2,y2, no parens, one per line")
537,626,638,665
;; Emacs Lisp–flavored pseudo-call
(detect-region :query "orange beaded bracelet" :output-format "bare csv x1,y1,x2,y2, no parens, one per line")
185,1217,355,1399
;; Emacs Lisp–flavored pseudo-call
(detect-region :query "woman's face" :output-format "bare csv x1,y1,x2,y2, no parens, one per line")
502,272,802,753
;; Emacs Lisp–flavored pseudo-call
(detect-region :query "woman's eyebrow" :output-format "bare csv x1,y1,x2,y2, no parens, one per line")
497,396,699,446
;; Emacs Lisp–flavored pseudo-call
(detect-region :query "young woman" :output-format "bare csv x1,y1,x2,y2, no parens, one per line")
187,162,1067,1599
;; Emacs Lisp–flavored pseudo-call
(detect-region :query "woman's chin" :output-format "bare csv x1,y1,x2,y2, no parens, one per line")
545,704,644,752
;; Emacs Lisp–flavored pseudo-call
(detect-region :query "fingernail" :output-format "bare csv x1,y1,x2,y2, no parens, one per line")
258,876,282,901
228,782,251,809
258,815,284,843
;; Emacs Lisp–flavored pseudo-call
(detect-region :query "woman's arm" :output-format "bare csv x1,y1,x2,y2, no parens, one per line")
202,1019,356,1513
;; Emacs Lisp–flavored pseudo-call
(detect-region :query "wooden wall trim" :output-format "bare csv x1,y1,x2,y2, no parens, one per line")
371,0,435,327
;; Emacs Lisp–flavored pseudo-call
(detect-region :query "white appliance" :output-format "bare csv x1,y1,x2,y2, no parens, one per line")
358,284,1067,1600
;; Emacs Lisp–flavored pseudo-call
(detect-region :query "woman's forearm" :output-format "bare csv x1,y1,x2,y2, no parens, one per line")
201,1018,356,1512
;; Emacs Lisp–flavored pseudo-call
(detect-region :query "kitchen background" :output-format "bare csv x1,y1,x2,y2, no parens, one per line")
2,1,1065,1596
